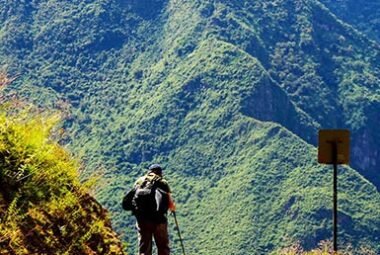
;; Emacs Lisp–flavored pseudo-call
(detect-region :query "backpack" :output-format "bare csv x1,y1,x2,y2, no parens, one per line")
132,175,169,218
122,188,136,211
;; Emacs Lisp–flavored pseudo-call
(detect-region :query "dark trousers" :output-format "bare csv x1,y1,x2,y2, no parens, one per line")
136,220,170,255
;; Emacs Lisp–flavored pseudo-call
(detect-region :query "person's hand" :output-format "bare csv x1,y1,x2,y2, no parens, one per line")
168,193,176,212
169,201,176,212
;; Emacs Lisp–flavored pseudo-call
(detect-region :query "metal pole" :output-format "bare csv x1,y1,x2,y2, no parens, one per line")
332,142,338,253
172,211,186,255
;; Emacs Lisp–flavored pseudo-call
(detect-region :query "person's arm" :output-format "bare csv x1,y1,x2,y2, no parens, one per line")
161,178,176,212
168,193,176,212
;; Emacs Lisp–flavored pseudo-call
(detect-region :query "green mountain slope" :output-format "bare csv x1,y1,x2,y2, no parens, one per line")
0,108,126,254
1,0,380,254
320,0,380,42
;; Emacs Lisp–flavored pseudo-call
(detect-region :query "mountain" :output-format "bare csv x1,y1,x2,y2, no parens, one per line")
1,0,380,254
0,103,126,254
320,0,380,43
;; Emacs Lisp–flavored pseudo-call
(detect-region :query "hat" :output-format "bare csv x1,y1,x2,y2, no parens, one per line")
148,164,162,172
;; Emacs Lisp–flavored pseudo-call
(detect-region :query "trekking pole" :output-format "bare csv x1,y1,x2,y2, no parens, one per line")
172,211,186,255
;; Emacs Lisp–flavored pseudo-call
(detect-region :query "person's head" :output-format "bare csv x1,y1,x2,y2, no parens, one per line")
148,164,163,176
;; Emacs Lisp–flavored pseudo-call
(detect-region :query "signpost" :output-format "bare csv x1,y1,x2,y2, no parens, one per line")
318,130,350,253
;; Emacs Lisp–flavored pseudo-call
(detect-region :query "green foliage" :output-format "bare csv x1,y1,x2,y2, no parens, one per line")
320,0,380,43
0,108,126,254
1,1,380,254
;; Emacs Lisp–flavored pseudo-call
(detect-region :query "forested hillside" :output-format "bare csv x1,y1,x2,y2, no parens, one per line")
321,0,380,42
1,0,380,254
0,74,126,254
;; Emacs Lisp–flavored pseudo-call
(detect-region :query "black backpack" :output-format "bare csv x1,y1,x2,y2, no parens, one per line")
122,188,136,211
131,175,169,218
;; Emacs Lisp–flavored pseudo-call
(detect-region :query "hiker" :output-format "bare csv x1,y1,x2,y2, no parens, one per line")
124,164,176,255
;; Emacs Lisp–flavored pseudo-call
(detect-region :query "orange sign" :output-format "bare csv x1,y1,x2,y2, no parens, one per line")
318,130,350,164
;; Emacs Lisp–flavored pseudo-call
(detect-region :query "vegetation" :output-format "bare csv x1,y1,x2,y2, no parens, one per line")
1,0,380,254
320,0,380,42
275,240,377,255
0,74,126,254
